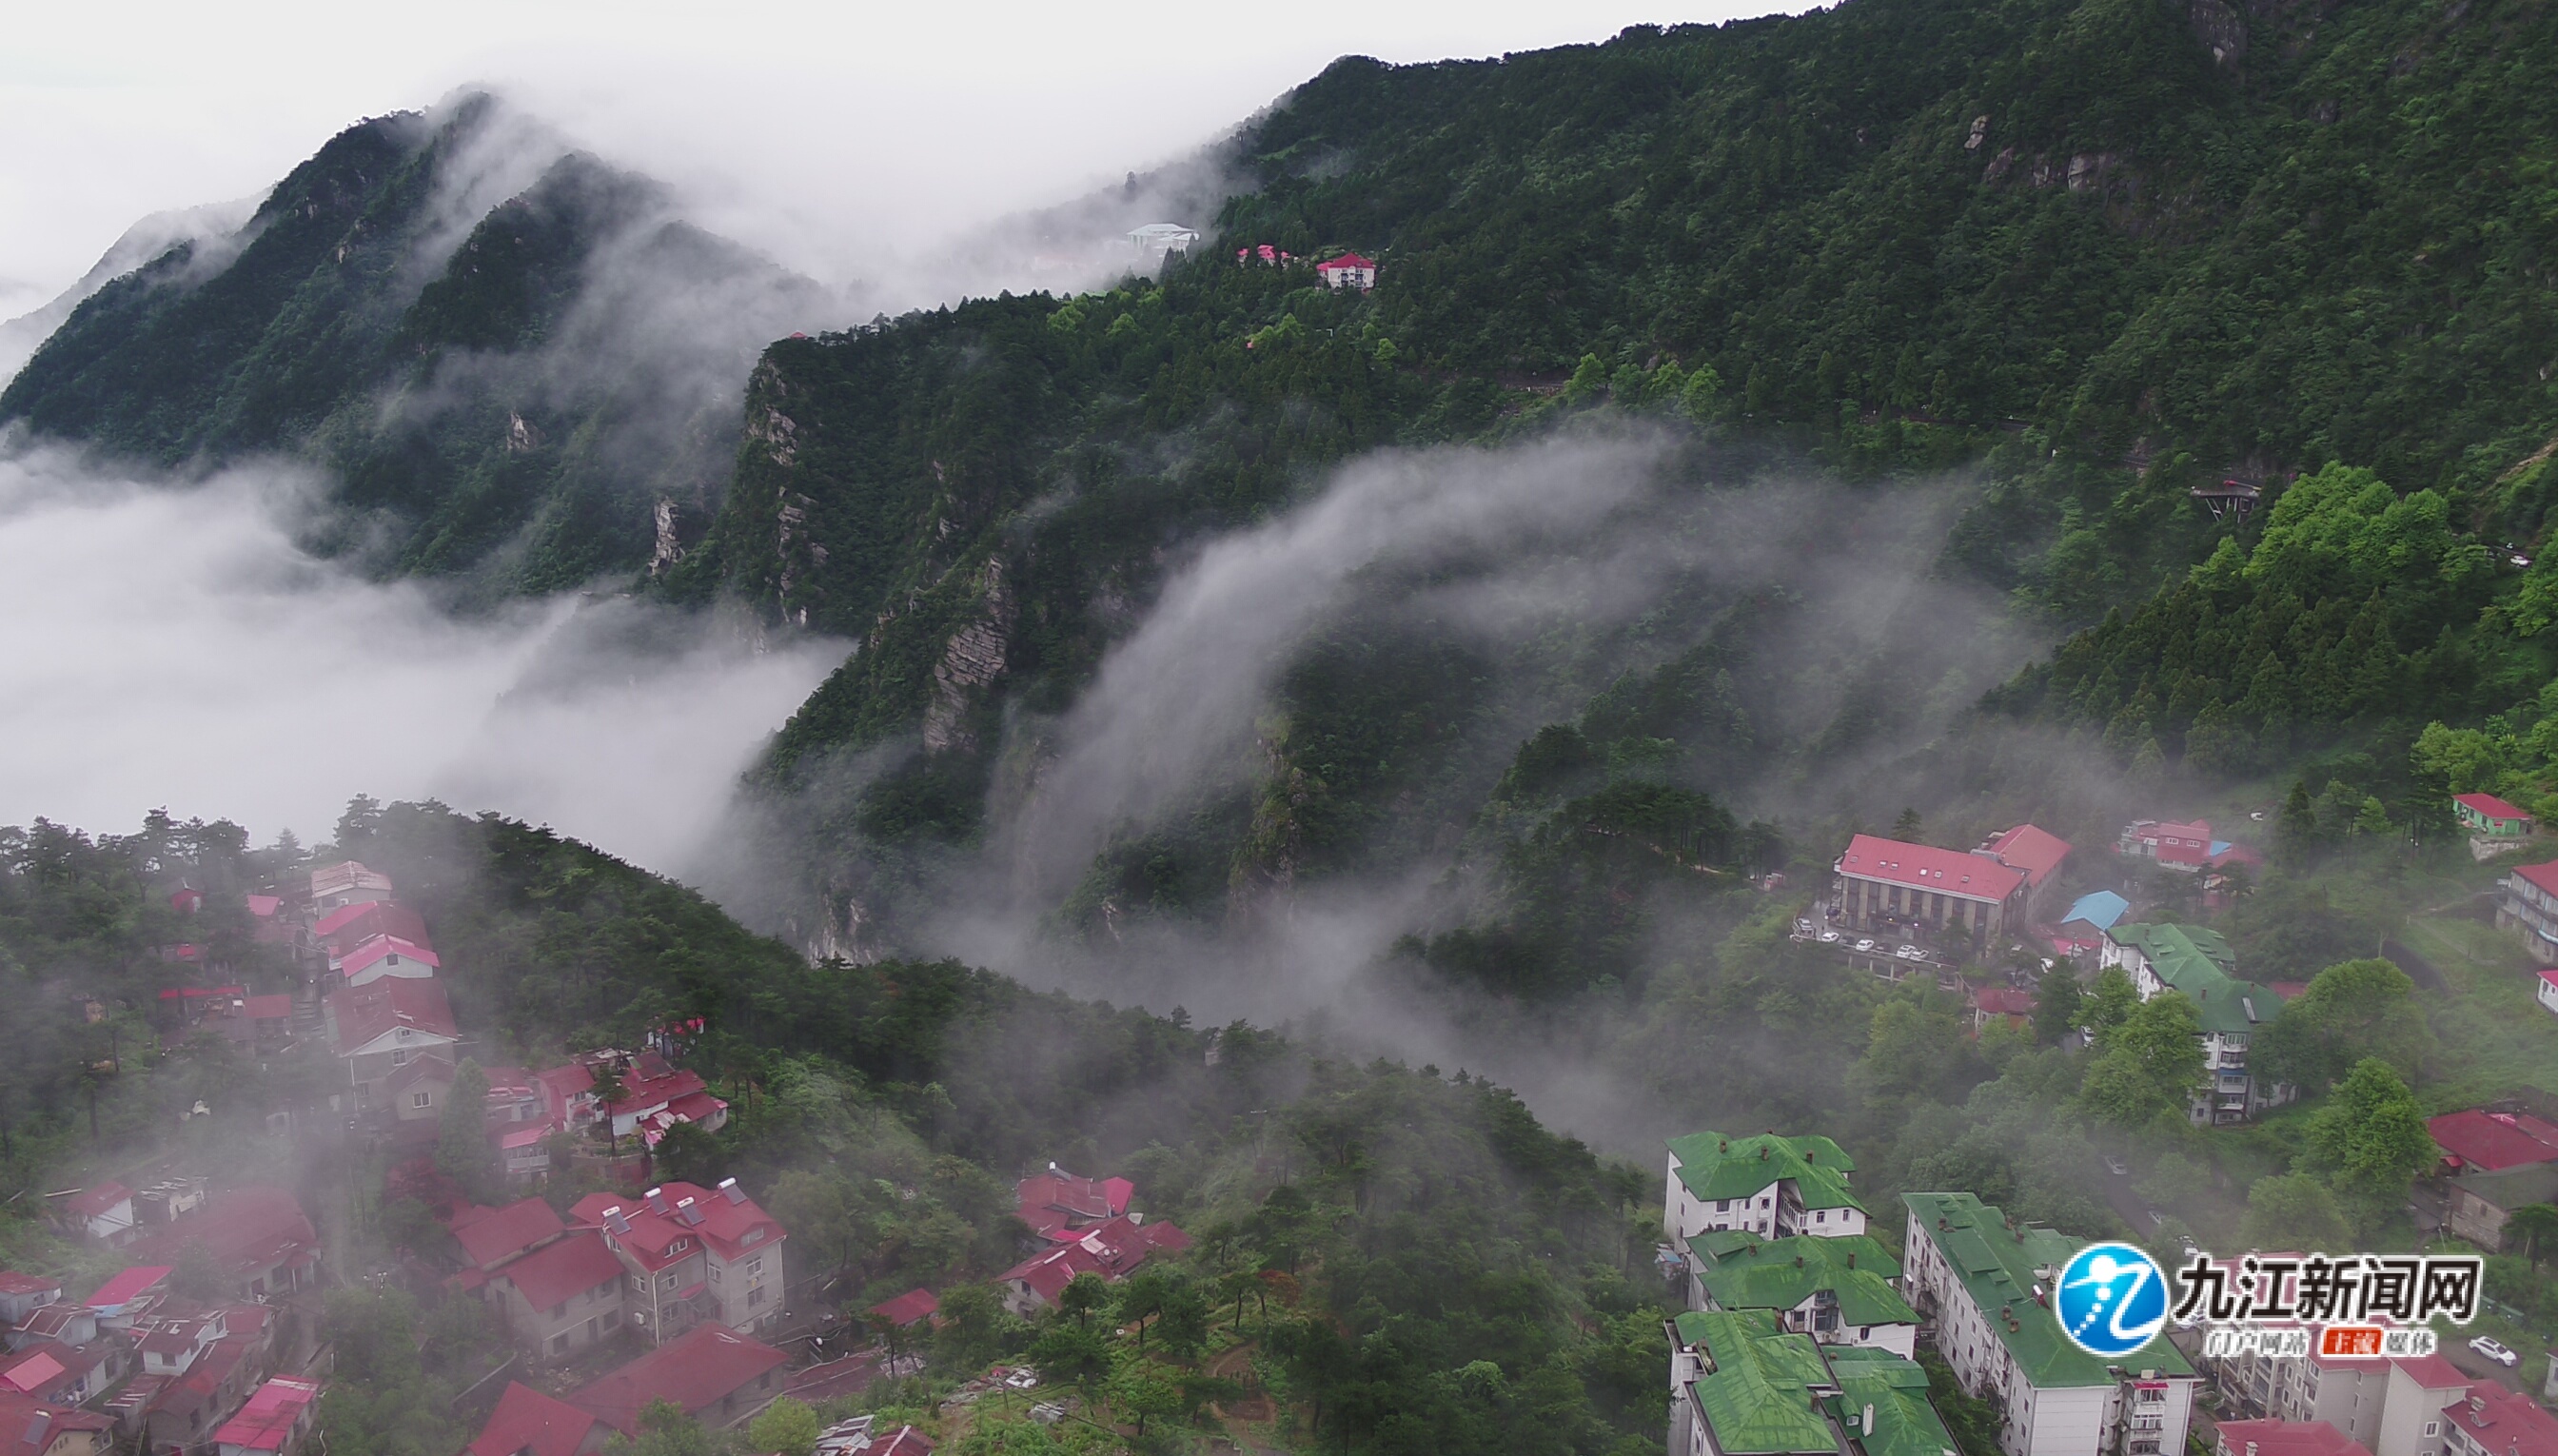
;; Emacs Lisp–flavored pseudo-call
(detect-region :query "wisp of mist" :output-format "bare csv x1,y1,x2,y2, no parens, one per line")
0,444,843,869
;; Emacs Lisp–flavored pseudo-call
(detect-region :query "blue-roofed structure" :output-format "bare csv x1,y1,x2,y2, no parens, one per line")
2059,891,2127,932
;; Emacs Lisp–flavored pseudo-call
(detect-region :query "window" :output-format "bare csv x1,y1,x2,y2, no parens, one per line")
391,1049,409,1067
2135,1387,2164,1405
1714,1200,1728,1212
744,1258,762,1278
661,1272,678,1290
550,1302,567,1319
411,1092,432,1109
631,1275,649,1294
672,1238,689,1253
749,1287,766,1308
2426,1425,2440,1438
550,1333,568,1354
709,1265,722,1285
1815,1211,1826,1224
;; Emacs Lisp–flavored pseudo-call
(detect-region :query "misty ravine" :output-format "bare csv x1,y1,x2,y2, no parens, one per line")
3,1,2558,1453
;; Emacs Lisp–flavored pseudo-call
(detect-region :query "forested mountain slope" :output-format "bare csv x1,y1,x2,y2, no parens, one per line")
0,93,830,595
679,0,2558,968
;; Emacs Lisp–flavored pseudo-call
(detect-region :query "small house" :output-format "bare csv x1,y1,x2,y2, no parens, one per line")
211,1377,319,1456
1315,253,1377,291
2494,861,2558,965
2455,792,2534,839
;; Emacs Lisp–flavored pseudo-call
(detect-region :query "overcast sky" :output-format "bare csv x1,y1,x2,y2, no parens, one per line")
0,0,1784,311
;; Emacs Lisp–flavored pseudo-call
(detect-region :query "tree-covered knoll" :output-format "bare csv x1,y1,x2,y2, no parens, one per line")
0,93,824,596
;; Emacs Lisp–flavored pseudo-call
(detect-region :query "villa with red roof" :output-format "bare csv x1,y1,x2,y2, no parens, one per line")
2443,1383,2558,1456
332,935,440,988
1014,1165,1132,1240
2119,817,2220,869
867,1289,937,1328
128,1190,318,1300
313,900,428,956
2495,860,2558,965
324,979,458,1111
485,1230,626,1362
578,1053,726,1144
211,1377,317,1456
2454,793,2534,839
2428,1109,2558,1173
1831,834,2030,958
1975,823,2073,920
56,1183,135,1247
994,1214,1190,1317
570,1179,785,1341
0,1339,123,1407
1315,253,1378,290
469,1383,607,1456
308,861,392,914
0,1389,113,1456
567,1324,786,1434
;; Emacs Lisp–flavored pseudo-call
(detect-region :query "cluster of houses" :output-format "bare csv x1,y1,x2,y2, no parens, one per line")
1230,243,1381,291
2426,1098,2558,1253
1662,1127,2558,1456
1816,817,2294,1125
2,1185,325,1456
1660,1131,2195,1456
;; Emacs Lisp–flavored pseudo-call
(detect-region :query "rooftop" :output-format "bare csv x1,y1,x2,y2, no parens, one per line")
2456,792,2531,820
1693,1233,1915,1328
2427,1110,2558,1172
337,935,440,977
211,1377,319,1451
2215,1420,2372,1456
86,1267,171,1310
2060,891,2130,932
2107,923,2283,1034
2449,1160,2558,1210
2512,861,2558,897
496,1231,624,1316
1978,824,2072,888
1666,1131,1863,1212
1673,1308,1840,1455
326,978,457,1051
868,1289,938,1328
1824,1345,1962,1456
569,1179,784,1270
2444,1383,2558,1456
569,1323,786,1434
1837,835,2025,903
449,1198,568,1271
128,1189,315,1279
470,1382,601,1456
1902,1190,2192,1387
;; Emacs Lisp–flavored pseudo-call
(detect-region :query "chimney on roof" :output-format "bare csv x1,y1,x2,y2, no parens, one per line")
1846,1252,1856,1268
1796,1255,1804,1268
718,1177,745,1204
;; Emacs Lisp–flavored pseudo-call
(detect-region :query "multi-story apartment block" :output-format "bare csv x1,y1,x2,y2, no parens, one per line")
1664,1132,1868,1257
1665,1308,1960,1456
1831,836,2028,956
2494,861,2558,965
571,1180,785,1342
1900,1192,2198,1456
2203,1331,2468,1456
1683,1230,1918,1355
2100,924,2293,1125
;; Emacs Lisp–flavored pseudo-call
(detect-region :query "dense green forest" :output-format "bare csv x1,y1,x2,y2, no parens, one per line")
0,93,825,595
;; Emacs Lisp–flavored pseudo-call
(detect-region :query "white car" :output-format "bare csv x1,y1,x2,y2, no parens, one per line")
2104,1156,2129,1176
1899,945,1927,960
1797,918,1815,935
2469,1336,2519,1367
1855,938,1876,953
1819,931,1841,943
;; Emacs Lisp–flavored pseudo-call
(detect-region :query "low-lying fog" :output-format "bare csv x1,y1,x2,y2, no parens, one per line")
0,443,843,868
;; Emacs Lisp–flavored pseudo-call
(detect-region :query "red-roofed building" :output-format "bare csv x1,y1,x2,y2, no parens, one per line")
866,1289,937,1328
85,1267,169,1316
245,895,290,948
2120,817,2217,869
450,1199,569,1272
854,1427,933,1456
2442,1382,2558,1456
994,1214,1189,1317
313,901,428,956
58,1183,135,1246
2539,969,2558,1017
1315,253,1377,290
10,1307,96,1352
569,1179,786,1342
127,1189,317,1300
131,1304,277,1456
0,1390,113,1456
2495,861,2558,966
333,935,440,988
469,1383,608,1456
325,979,458,1110
1967,985,2037,1033
1976,824,2074,919
2199,1318,2471,1454
482,1230,625,1363
212,1377,317,1456
583,1053,723,1142
2427,1110,2558,1173
2454,794,2534,839
2216,1420,2372,1456
1831,834,2030,955
309,861,392,914
567,1324,786,1434
1014,1165,1131,1240
1,1339,123,1407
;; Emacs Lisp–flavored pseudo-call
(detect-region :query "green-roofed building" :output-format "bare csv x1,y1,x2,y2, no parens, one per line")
1687,1233,1919,1357
2099,924,2296,1126
1900,1191,2197,1456
1664,1131,1869,1258
1665,1308,1963,1456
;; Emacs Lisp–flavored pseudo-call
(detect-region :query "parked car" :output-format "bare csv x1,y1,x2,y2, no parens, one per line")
1855,938,1876,953
2469,1336,2519,1367
1898,945,1927,960
1819,931,1841,943
2104,1156,2129,1176
1796,918,1814,935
